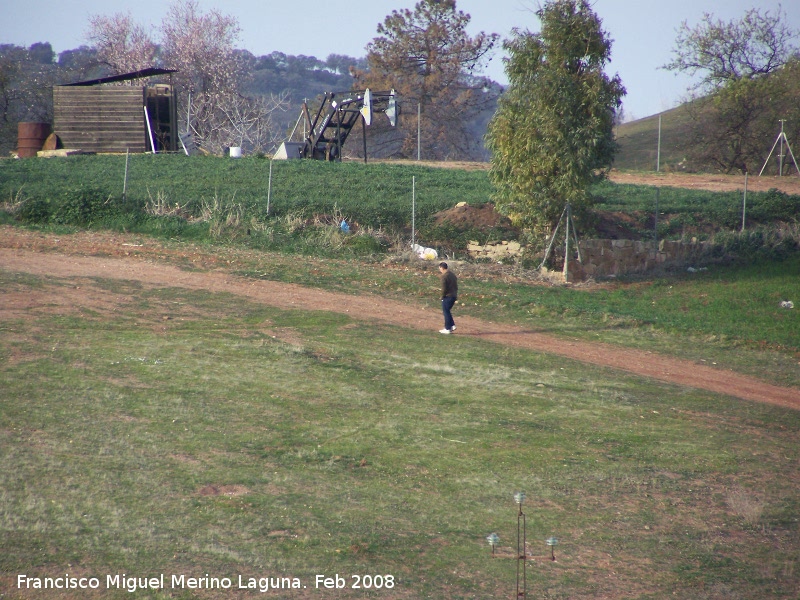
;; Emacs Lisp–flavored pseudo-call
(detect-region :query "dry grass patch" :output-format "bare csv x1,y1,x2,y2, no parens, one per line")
726,487,766,527
197,484,250,497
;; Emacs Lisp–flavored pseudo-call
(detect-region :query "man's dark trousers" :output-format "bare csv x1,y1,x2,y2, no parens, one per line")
442,296,456,331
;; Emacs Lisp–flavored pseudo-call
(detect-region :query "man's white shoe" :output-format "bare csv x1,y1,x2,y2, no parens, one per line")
451,326,456,332
439,328,451,334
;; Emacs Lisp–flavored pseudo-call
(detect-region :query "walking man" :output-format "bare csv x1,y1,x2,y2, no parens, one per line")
438,262,458,334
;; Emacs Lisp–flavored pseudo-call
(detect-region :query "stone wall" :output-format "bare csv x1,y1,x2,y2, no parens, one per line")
467,237,710,280
467,239,523,261
567,238,709,280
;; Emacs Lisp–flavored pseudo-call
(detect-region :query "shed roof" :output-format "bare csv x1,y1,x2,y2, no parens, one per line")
59,67,178,87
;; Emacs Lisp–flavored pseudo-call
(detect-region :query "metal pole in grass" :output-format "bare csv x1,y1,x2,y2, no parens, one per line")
564,204,571,282
122,148,129,202
514,492,527,598
486,533,499,556
546,537,559,561
656,114,662,172
412,176,416,251
742,172,747,232
267,159,273,215
654,187,660,248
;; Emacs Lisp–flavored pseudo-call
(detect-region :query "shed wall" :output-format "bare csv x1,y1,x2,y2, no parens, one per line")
54,86,147,153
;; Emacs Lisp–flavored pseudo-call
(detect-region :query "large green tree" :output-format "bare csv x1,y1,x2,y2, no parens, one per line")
485,0,624,231
356,0,498,160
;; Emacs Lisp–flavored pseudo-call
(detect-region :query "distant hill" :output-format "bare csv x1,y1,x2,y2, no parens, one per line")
236,51,366,135
613,104,694,172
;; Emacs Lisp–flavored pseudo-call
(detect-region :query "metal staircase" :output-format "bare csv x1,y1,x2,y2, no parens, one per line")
298,89,397,161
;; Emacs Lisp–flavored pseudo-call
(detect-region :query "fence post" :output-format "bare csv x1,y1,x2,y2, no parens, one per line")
266,159,273,215
741,172,747,232
122,148,129,202
411,176,416,250
656,114,662,172
654,187,660,247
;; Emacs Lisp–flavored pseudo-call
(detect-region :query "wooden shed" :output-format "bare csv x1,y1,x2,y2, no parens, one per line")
53,68,179,153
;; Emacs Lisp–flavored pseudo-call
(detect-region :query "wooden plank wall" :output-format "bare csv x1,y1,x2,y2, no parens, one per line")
54,86,148,153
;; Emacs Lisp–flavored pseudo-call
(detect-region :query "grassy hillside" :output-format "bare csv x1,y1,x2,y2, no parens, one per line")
613,105,694,172
1,154,799,597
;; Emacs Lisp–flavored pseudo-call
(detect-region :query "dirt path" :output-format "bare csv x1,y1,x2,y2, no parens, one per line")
381,160,800,195
608,170,800,194
1,229,797,411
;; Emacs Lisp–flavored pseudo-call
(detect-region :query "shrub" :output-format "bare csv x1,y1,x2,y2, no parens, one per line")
51,187,119,226
748,188,799,223
18,197,53,223
344,232,389,255
709,225,800,262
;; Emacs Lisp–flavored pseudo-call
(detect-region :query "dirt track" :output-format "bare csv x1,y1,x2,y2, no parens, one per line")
608,170,800,194
383,160,800,195
1,227,797,411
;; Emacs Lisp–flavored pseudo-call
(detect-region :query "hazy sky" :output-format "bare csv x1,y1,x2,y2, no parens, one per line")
2,0,799,120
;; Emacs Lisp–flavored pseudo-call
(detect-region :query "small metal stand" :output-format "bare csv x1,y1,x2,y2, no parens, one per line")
759,119,800,176
514,492,527,598
539,203,582,281
485,493,562,598
546,537,559,561
487,533,499,556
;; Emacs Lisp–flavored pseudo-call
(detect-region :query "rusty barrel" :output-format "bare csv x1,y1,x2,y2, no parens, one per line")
17,122,52,158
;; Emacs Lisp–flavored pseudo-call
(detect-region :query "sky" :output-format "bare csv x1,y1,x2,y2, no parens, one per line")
2,0,799,120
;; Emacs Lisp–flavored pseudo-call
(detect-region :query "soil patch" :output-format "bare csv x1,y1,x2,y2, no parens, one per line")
198,484,249,497
433,202,517,232
608,170,800,194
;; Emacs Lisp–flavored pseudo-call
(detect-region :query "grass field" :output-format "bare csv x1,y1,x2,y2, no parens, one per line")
1,232,799,599
230,258,800,391
0,155,493,231
2,155,797,242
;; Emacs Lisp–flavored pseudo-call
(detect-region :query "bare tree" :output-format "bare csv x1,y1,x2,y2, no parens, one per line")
83,0,289,154
218,92,290,154
664,6,798,91
160,0,244,152
87,12,158,78
663,6,800,173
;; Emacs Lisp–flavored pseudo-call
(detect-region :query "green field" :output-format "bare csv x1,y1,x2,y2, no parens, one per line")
2,154,797,240
1,156,799,598
0,155,492,230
